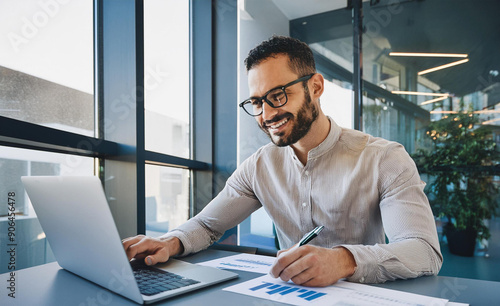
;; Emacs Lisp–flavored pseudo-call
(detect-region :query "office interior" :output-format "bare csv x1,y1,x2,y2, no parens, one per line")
0,0,499,284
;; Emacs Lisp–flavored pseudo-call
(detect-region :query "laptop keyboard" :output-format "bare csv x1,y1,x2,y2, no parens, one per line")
132,263,200,296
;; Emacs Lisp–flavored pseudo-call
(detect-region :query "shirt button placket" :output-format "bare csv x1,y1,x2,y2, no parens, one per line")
300,167,312,229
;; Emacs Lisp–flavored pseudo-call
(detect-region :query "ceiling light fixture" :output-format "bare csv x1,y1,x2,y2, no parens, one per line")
430,110,500,115
482,118,500,125
391,91,449,105
418,59,469,75
391,91,449,97
473,109,500,114
389,52,468,58
420,96,448,106
430,111,458,114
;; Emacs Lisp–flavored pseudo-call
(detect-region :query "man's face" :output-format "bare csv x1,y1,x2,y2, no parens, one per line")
247,55,318,147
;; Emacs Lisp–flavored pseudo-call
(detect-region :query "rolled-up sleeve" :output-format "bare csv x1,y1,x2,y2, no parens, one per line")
161,157,262,256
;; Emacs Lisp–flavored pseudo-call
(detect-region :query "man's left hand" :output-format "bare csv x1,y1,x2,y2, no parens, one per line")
269,245,357,287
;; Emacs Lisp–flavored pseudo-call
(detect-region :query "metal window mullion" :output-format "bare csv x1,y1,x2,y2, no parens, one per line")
352,0,363,131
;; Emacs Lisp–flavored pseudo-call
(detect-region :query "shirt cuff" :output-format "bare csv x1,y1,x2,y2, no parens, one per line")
340,244,378,283
159,230,194,257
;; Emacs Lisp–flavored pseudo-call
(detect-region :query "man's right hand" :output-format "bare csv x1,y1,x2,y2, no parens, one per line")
122,235,184,266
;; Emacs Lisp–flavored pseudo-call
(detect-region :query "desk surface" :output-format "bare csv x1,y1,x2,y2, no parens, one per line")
1,249,500,305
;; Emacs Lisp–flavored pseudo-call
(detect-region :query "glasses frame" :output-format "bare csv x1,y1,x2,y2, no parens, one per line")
239,73,315,116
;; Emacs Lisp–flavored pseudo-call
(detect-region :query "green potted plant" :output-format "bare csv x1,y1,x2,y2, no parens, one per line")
412,110,499,256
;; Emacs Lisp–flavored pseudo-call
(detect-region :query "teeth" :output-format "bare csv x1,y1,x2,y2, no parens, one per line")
270,118,288,129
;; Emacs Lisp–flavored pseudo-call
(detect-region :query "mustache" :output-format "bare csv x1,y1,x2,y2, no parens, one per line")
262,113,293,128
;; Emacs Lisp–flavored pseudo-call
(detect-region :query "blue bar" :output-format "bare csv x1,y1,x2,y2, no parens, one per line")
305,292,327,301
297,289,308,293
235,259,272,266
249,282,273,291
298,291,316,298
267,286,290,295
280,287,300,295
267,284,281,290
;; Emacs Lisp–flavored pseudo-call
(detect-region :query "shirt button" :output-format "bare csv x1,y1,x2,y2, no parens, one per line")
360,277,365,283
302,202,307,207
304,171,309,176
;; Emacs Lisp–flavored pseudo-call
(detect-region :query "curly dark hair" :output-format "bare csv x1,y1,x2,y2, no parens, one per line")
244,35,316,76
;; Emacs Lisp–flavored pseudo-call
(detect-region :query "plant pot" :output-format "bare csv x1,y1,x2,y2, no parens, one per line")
444,224,477,257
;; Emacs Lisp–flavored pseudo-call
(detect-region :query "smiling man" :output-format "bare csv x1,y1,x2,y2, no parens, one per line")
123,36,442,286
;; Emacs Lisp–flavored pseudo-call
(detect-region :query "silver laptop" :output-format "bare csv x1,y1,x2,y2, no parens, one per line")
22,176,238,304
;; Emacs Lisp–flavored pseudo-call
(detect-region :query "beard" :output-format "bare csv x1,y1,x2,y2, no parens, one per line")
260,88,319,147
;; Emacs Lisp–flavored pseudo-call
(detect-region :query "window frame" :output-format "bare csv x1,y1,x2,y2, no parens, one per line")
0,0,239,239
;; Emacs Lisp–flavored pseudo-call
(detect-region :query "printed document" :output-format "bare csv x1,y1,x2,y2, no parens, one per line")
197,253,274,274
223,274,451,306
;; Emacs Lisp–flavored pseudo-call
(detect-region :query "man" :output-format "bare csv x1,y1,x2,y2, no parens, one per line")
123,36,442,286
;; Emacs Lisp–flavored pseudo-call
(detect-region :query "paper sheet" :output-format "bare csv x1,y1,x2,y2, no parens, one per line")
223,274,450,306
196,253,275,274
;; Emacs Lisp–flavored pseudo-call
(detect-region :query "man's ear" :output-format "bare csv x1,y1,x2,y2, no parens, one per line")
310,73,325,98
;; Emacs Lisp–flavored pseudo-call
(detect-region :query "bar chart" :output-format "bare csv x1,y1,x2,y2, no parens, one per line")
224,275,449,306
249,281,326,302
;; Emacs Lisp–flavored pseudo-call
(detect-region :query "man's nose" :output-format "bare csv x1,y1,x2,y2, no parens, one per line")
261,100,278,121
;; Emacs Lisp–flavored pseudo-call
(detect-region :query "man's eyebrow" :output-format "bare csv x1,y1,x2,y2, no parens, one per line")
249,83,286,99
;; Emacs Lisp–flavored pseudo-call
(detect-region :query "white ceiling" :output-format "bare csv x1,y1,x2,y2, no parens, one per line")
271,0,370,20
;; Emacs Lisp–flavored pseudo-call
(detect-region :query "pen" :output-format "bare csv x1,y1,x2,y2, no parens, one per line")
298,225,324,246
273,225,325,264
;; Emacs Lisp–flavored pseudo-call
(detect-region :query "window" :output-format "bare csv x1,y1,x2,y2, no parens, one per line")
0,1,94,135
361,0,500,151
0,0,95,273
144,0,190,158
145,165,189,237
0,147,93,273
143,0,192,235
0,0,229,272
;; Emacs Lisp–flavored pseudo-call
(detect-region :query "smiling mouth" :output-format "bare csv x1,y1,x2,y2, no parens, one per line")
268,118,289,130
261,114,292,135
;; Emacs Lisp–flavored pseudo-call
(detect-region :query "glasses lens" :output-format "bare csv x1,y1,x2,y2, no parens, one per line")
266,88,286,107
243,98,262,116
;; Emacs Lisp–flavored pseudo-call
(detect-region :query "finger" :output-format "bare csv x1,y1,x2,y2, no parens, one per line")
291,270,314,286
276,243,297,257
122,235,146,260
145,246,170,266
122,235,144,250
276,248,289,257
278,256,309,282
125,237,161,261
270,247,302,278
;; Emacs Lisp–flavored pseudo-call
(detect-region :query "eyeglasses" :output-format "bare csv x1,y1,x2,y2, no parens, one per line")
239,74,315,116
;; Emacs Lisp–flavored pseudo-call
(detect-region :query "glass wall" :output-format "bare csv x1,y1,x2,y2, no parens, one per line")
0,0,203,273
144,0,190,159
362,0,500,152
145,165,189,237
0,1,94,272
361,1,500,257
0,147,93,273
143,0,191,237
0,1,94,136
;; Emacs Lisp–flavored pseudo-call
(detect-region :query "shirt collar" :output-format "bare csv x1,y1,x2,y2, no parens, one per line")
287,116,342,161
